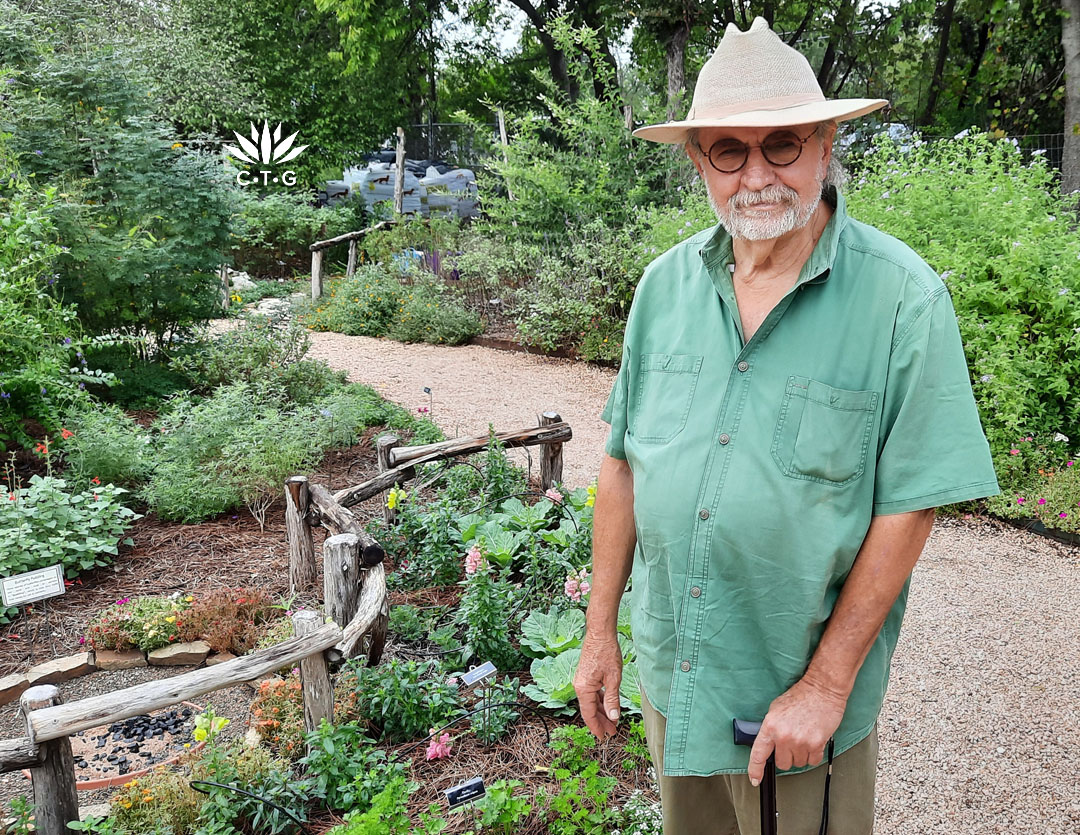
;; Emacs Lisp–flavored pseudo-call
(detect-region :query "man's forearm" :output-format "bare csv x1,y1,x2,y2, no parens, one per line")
804,507,936,699
585,454,637,636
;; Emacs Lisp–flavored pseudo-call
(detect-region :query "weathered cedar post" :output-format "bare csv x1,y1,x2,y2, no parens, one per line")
539,411,564,490
346,239,358,277
323,532,361,627
219,264,230,310
394,127,406,215
21,685,78,835
310,248,324,301
377,435,402,527
292,611,333,743
285,476,317,595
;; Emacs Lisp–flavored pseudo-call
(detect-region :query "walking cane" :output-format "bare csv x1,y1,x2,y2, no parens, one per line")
733,718,836,835
733,719,777,835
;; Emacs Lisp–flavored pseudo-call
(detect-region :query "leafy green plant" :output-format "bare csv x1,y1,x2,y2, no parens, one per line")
388,603,429,643
324,776,414,835
539,726,620,835
459,557,525,673
475,779,532,834
169,315,345,407
984,435,1080,532
4,796,33,835
471,677,522,745
0,475,138,621
521,607,585,658
61,403,153,490
344,658,463,743
299,720,406,813
386,276,482,345
250,675,306,759
105,769,201,833
524,649,581,714
621,719,651,772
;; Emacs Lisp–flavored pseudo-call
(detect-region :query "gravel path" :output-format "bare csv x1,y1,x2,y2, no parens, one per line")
311,332,1080,834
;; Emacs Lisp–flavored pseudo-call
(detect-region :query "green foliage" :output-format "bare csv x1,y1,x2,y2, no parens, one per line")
388,603,430,643
471,677,522,745
5,797,33,835
475,779,532,834
324,777,414,835
0,475,138,617
169,315,346,407
523,648,581,714
460,560,526,672
387,277,483,345
344,658,463,744
81,346,190,411
299,720,406,814
521,606,585,658
61,403,153,489
621,719,651,773
847,133,1080,517
539,724,620,835
0,144,93,450
985,436,1080,532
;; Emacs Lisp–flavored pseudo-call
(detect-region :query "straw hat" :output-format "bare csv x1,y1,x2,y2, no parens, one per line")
634,17,887,144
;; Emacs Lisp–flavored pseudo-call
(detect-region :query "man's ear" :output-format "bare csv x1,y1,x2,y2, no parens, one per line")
820,123,837,170
686,144,706,179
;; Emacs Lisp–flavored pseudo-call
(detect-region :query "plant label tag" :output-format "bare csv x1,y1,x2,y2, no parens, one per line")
461,660,497,687
445,776,485,809
1,564,64,607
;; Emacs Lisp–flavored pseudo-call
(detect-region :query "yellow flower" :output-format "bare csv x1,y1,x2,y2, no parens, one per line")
171,142,183,149
165,616,175,623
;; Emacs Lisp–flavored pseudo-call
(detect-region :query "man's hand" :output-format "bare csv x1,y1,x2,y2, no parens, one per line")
747,675,847,785
574,631,624,740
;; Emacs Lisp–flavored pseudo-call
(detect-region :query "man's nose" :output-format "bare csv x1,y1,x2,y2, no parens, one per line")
739,147,778,190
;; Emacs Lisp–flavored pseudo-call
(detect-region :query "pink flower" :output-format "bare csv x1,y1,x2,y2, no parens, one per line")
1010,449,1020,456
1059,512,1068,519
425,731,452,760
1037,498,1047,505
446,676,459,686
115,597,130,606
464,545,485,575
1025,436,1033,442
564,568,591,602
78,637,86,645
1067,461,1075,467
545,488,564,504
1017,497,1025,505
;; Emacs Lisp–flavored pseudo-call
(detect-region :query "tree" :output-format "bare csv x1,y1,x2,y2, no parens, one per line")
1062,0,1080,192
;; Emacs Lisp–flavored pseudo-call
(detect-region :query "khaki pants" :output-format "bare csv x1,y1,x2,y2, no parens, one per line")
641,688,878,835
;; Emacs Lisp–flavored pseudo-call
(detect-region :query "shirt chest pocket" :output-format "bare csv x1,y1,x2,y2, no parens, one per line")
771,376,879,486
631,353,703,444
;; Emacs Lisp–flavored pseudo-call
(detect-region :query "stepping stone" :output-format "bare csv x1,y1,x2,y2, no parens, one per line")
26,653,94,686
95,649,147,671
148,641,211,667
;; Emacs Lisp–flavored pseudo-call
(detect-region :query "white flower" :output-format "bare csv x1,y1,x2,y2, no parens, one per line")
979,374,994,383
1059,288,1069,296
1054,433,1070,443
1032,148,1046,156
954,129,970,139
881,190,891,199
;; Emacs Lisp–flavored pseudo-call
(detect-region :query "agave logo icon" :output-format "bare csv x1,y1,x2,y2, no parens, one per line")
225,121,308,186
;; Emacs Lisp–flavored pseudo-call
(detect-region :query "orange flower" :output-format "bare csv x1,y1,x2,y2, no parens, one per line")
61,428,74,440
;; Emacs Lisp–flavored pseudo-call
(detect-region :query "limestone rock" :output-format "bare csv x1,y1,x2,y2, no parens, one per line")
147,641,211,667
205,651,237,667
95,649,147,671
228,269,257,291
26,653,95,686
0,673,29,705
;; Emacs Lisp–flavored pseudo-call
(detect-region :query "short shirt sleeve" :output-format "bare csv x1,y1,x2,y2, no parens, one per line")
873,289,999,514
601,341,632,460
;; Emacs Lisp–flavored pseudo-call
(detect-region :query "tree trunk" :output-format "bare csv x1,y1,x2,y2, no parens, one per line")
957,22,992,112
918,0,958,127
1061,0,1080,193
506,0,579,100
666,21,691,120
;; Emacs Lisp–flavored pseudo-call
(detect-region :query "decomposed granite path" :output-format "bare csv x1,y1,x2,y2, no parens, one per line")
308,331,1080,834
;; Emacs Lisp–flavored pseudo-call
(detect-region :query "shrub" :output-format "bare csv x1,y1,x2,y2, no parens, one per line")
250,676,307,759
79,344,191,411
299,720,407,814
107,769,201,834
61,403,154,490
344,658,463,743
177,587,281,654
169,314,346,407
985,435,1080,532
0,143,92,451
0,475,139,621
386,277,482,345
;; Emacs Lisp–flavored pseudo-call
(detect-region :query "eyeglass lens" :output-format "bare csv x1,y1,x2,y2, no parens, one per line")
708,131,806,173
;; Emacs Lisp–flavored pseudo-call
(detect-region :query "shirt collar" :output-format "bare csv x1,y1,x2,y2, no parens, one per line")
699,187,849,290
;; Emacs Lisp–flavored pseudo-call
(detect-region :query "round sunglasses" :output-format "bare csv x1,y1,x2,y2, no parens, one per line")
704,128,818,174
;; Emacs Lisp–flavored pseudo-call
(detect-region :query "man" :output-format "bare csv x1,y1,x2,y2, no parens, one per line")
573,18,999,835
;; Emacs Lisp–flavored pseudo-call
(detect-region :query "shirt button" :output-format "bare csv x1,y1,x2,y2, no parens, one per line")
698,508,710,520
680,661,691,672
690,586,702,598
718,433,731,445
737,360,750,372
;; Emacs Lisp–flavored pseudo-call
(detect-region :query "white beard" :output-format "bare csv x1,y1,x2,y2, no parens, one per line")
708,169,824,241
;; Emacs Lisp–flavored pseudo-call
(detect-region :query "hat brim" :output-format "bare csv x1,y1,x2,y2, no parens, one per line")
633,99,888,144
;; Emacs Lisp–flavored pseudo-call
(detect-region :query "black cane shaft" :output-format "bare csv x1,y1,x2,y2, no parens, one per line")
761,754,778,835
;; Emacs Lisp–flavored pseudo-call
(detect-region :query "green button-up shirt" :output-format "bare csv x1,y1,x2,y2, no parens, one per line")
601,192,999,776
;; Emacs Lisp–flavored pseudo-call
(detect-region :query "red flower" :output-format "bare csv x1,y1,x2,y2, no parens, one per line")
34,442,48,455
61,428,74,440
90,477,101,486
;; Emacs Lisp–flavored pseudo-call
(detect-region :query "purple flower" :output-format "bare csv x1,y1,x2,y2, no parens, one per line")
78,383,85,390
40,388,46,396
0,392,9,399
33,150,42,156
63,337,72,345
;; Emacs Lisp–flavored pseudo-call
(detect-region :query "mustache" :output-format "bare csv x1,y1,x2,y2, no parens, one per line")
730,185,800,209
